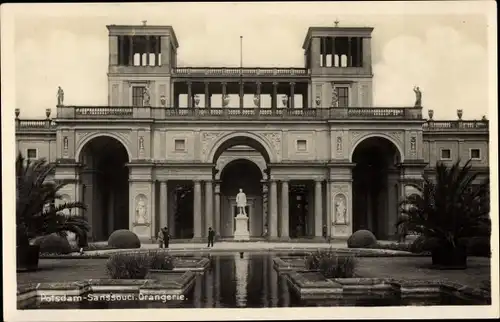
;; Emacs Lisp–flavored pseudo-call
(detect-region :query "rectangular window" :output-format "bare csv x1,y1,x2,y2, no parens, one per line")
174,139,186,151
440,148,451,160
296,139,307,152
337,87,349,107
132,86,145,107
470,148,481,160
27,148,37,160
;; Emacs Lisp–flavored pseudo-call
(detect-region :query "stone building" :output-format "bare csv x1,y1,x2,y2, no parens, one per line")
15,23,490,242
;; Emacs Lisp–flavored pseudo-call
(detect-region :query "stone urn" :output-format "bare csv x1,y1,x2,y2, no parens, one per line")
194,95,200,107
253,95,260,107
428,109,434,120
457,109,463,120
282,95,288,108
15,108,20,119
315,96,321,107
160,95,166,107
223,95,230,107
45,108,51,119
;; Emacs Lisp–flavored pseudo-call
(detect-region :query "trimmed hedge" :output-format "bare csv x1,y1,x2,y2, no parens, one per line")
106,252,151,279
305,248,356,278
347,230,377,248
108,230,141,249
33,233,73,254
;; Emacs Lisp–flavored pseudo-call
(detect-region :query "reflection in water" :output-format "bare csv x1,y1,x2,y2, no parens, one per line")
24,253,486,309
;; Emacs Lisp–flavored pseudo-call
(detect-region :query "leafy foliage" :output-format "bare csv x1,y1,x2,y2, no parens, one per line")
148,250,175,270
399,159,490,250
16,153,89,248
106,252,151,279
305,248,356,278
33,233,73,254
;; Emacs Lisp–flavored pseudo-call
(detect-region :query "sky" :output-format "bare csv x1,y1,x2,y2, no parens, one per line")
7,2,495,120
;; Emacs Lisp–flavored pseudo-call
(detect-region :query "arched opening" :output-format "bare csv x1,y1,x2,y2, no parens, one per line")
352,136,401,239
211,135,271,239
79,136,129,241
219,159,264,238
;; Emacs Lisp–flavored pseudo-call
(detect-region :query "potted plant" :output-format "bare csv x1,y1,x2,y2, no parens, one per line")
399,159,490,269
16,153,89,271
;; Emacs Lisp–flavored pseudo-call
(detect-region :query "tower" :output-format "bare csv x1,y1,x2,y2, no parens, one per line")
106,23,179,107
302,25,374,108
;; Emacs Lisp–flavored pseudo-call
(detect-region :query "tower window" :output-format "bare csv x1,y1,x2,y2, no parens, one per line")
296,139,307,152
174,139,186,151
132,86,145,107
27,148,37,160
337,87,349,107
470,149,481,160
440,148,451,160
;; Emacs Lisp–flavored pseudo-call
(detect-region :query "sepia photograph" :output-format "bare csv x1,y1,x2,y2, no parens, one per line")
1,1,498,321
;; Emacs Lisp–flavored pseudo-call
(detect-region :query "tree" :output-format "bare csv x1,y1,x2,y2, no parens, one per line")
16,153,89,269
399,159,490,268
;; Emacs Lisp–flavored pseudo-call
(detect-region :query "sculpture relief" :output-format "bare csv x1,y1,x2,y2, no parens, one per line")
201,131,224,158
135,194,148,224
139,136,145,151
63,136,69,151
336,136,342,152
143,85,151,107
334,193,348,225
330,82,339,108
410,136,416,151
263,132,281,156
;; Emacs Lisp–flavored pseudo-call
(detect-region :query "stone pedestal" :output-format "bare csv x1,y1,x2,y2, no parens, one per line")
233,214,250,241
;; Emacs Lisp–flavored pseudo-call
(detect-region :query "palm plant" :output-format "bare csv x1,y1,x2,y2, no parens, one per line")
399,159,490,268
16,152,89,268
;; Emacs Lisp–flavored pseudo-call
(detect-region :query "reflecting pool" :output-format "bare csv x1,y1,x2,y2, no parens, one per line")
22,252,486,309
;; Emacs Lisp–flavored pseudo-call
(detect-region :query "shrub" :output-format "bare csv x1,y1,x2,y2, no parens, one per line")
106,252,151,279
148,250,175,270
465,236,491,257
347,230,377,248
108,230,141,249
305,248,356,278
409,235,438,254
33,233,73,254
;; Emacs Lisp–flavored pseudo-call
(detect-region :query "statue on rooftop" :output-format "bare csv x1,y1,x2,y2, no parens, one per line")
57,86,64,106
413,86,422,107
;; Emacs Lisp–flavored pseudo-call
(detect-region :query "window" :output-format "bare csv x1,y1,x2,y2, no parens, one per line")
440,148,451,160
470,148,481,160
27,148,37,160
174,139,186,151
337,87,349,107
132,86,145,107
296,139,307,152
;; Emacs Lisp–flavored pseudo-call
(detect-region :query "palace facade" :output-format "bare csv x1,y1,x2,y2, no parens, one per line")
15,23,490,242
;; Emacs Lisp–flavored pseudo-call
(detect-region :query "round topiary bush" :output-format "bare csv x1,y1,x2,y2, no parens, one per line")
33,233,73,254
347,230,377,248
108,230,141,249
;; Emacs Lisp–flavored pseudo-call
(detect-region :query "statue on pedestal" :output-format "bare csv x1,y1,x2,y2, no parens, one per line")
57,86,64,106
413,86,422,107
236,188,247,216
335,196,347,224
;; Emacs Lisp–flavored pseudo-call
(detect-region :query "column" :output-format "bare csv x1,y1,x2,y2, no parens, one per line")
160,181,168,229
331,36,336,67
205,180,214,232
221,82,227,106
154,36,160,66
302,89,308,109
118,35,124,66
347,37,352,67
204,81,210,108
311,37,321,69
214,181,221,237
128,36,134,66
193,180,202,239
362,37,371,68
357,37,362,67
239,81,244,108
215,256,221,307
269,180,278,238
272,82,278,110
261,181,268,235
314,180,323,237
280,181,289,238
256,81,261,108
187,81,193,108
321,37,327,67
289,82,295,109
145,36,150,66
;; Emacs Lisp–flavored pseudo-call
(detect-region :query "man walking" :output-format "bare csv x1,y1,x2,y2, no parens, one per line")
207,227,215,248
162,227,170,249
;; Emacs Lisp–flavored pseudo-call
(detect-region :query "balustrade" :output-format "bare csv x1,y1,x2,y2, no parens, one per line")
423,120,489,130
173,67,309,76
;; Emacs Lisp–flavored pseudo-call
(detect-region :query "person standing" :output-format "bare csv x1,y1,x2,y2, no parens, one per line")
207,227,215,248
322,225,329,243
158,227,165,248
162,226,170,249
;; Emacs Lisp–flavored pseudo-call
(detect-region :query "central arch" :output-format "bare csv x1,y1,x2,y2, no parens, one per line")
79,135,130,241
207,132,276,164
351,136,402,239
